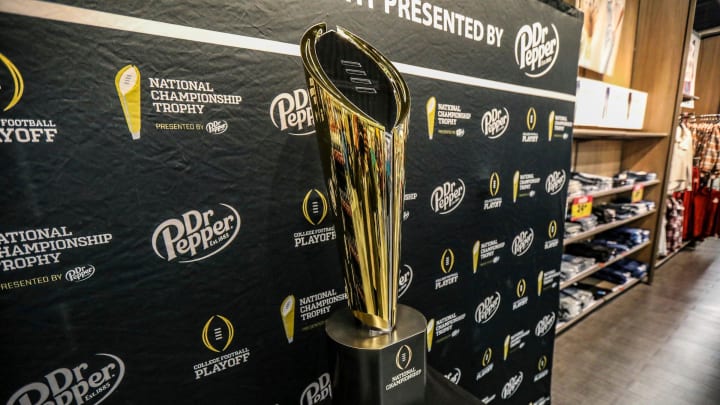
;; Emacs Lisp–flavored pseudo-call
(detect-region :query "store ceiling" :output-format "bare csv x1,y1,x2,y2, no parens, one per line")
694,0,720,34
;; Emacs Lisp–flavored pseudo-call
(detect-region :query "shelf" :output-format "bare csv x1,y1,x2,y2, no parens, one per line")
573,128,667,139
556,276,645,334
563,209,657,245
566,179,660,204
560,240,651,289
655,240,692,268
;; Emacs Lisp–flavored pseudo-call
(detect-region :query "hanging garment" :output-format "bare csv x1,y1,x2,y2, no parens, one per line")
693,188,711,239
694,124,720,177
657,216,667,257
703,190,720,237
666,195,684,252
668,123,694,192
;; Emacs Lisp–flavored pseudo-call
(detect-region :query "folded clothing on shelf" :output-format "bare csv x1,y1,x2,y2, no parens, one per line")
572,172,614,193
618,170,658,182
576,278,616,299
562,254,597,270
566,213,599,232
612,172,636,187
565,242,615,262
559,296,582,321
560,254,597,281
567,179,584,198
593,267,629,285
600,227,650,247
565,221,583,236
608,258,648,278
591,239,631,253
593,205,618,222
559,287,596,321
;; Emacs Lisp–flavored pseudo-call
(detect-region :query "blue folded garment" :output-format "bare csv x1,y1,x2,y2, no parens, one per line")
594,268,628,284
591,239,630,252
610,259,648,278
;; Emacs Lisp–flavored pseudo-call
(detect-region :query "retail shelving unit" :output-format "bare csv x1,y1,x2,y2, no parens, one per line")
560,240,651,289
565,179,660,202
558,0,697,334
654,240,692,268
563,210,657,245
572,129,666,140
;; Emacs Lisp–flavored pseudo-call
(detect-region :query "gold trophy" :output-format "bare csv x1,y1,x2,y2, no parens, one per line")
115,64,141,140
513,170,520,203
301,23,426,405
280,295,295,343
548,110,556,141
426,97,436,139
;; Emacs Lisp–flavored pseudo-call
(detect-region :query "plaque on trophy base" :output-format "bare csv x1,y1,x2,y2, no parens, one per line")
326,305,426,405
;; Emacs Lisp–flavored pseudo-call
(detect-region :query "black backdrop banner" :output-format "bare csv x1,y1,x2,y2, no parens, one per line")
0,1,580,404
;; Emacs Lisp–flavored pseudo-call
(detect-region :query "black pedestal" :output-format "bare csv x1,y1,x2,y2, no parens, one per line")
326,304,427,405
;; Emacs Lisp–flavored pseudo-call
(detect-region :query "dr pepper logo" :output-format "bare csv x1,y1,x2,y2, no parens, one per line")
515,22,560,77
270,88,315,136
7,353,125,405
152,203,241,263
430,179,466,215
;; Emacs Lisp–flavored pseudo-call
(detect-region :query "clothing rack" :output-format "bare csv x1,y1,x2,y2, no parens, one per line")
679,113,720,122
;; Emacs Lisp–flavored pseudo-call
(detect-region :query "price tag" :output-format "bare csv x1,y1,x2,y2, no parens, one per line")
570,195,593,221
631,184,644,202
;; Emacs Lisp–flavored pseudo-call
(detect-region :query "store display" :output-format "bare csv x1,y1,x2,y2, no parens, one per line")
300,23,425,405
558,0,701,340
0,1,584,403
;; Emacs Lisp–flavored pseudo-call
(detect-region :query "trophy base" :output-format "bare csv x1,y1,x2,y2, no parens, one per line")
325,304,427,405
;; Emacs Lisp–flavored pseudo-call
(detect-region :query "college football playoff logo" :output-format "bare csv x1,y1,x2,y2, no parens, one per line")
396,345,413,370
302,189,328,226
202,315,234,353
0,52,23,112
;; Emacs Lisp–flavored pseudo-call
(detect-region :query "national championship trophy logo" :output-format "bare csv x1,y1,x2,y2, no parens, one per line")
426,319,435,352
300,22,427,405
426,97,436,139
537,270,545,296
548,110,555,141
472,241,480,273
280,295,296,343
115,64,142,140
